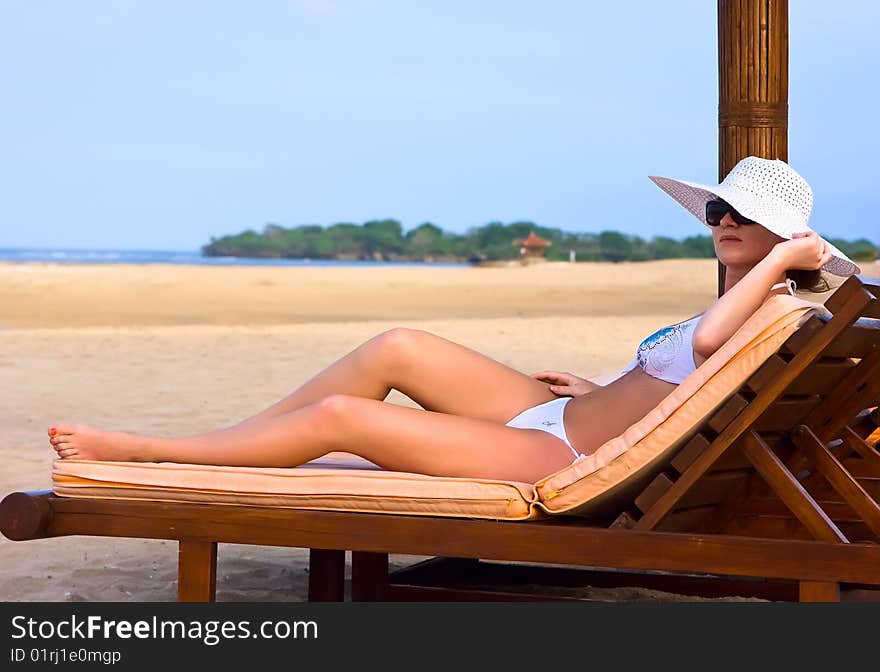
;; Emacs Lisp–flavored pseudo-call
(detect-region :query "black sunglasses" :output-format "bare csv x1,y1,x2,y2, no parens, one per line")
705,199,758,227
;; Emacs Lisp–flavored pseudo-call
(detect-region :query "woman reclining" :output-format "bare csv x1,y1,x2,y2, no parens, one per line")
47,157,860,484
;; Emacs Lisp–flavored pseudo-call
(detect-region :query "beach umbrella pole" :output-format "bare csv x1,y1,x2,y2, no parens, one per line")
717,0,789,296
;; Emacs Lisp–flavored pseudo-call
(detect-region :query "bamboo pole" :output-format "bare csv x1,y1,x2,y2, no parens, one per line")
717,0,788,296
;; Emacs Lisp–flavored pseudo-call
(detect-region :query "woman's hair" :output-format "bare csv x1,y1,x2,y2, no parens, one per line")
785,268,830,293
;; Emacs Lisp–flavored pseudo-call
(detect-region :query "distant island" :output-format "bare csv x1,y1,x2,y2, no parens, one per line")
202,219,879,264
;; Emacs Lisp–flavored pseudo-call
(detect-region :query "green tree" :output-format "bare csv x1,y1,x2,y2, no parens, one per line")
202,221,874,265
262,222,286,239
326,223,366,258
629,235,652,261
828,238,878,262
405,222,447,258
598,230,632,262
276,225,323,257
680,235,715,258
363,219,404,257
649,236,685,259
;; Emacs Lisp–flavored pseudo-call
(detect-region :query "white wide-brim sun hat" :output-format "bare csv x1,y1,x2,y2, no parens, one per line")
649,156,861,277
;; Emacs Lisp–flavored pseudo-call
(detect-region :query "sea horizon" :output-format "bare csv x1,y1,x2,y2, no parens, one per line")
0,247,471,268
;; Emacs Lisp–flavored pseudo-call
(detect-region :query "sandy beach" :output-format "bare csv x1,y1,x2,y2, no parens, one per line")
2,258,877,602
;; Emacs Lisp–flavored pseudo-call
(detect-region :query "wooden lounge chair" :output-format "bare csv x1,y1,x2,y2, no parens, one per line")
2,274,879,602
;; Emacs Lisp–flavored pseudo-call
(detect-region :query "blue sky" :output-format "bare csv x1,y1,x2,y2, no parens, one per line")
1,1,877,251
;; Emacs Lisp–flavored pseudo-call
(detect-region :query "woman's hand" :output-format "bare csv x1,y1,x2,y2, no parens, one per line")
529,370,599,397
771,231,833,271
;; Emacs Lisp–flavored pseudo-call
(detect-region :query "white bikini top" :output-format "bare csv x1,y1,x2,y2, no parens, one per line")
619,279,796,385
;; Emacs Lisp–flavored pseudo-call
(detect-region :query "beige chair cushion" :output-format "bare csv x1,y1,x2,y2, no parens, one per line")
52,451,541,520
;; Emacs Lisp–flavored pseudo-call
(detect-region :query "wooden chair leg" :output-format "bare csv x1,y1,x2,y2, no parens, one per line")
178,540,217,602
799,581,840,602
308,548,346,601
351,551,389,601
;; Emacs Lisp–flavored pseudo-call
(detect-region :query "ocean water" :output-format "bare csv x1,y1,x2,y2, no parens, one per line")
0,248,470,268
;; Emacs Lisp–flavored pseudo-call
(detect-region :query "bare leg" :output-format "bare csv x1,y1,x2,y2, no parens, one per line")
230,327,558,430
47,328,564,469
228,331,398,425
50,395,577,483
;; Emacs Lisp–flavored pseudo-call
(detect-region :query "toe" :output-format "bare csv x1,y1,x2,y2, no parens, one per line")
54,424,79,436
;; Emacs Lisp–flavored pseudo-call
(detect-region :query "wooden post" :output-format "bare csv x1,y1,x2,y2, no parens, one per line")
178,540,217,602
350,551,389,601
799,581,841,602
717,0,788,296
308,548,346,601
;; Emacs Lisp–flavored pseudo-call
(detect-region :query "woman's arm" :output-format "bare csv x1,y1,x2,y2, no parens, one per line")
692,232,832,359
692,251,786,358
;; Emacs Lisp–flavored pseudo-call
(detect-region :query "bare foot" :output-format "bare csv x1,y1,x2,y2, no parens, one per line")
47,424,155,462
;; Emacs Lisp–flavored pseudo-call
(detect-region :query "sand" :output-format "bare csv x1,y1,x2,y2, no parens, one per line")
2,258,877,602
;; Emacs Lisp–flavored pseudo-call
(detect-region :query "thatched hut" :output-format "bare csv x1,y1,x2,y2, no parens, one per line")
513,232,552,262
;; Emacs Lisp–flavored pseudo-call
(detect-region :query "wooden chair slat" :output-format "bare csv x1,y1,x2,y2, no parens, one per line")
675,470,752,509
787,360,858,396
822,374,880,442
855,274,880,318
792,425,880,539
708,394,750,433
853,274,880,300
748,356,856,396
861,301,880,320
745,354,787,394
782,318,880,359
780,345,880,481
780,316,826,355
841,426,880,466
740,496,856,521
801,344,880,442
634,473,675,514
754,397,822,431
825,275,872,314
671,433,712,474
825,275,880,318
655,505,718,533
807,473,880,501
851,408,880,442
698,437,796,524
670,431,766,476
841,462,880,480
739,430,847,543
709,442,758,471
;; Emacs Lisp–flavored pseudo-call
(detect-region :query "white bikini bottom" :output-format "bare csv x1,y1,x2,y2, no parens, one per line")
504,396,586,464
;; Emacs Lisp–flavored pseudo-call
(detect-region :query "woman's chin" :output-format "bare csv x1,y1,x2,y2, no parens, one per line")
716,252,761,268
